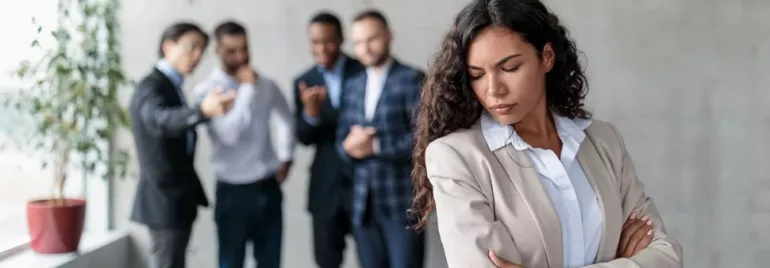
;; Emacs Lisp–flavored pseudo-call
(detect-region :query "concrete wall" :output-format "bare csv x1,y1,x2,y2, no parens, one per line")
112,0,770,267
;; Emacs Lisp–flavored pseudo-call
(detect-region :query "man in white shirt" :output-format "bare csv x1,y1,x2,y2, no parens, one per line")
193,21,293,268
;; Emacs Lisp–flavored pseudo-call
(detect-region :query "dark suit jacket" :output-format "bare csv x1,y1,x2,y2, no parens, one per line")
335,58,424,225
129,68,209,229
293,55,365,221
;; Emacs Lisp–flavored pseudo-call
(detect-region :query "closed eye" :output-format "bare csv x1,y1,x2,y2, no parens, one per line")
469,72,484,81
502,64,521,72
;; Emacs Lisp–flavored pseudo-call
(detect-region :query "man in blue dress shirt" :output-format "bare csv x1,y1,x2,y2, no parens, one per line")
292,11,365,268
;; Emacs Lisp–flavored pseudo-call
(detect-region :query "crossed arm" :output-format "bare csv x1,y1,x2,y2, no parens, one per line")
583,124,683,268
425,129,683,268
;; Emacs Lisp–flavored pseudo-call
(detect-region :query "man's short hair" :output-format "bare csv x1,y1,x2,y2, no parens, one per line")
352,9,389,29
309,11,344,40
214,20,247,42
157,22,209,58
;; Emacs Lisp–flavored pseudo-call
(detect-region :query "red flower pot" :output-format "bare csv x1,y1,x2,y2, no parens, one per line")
26,198,86,253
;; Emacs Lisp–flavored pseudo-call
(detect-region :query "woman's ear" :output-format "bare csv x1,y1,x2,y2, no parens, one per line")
541,42,555,72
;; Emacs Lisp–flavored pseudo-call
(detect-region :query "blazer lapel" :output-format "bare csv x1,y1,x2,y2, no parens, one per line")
371,60,401,122
577,136,623,262
492,145,563,268
152,68,183,106
351,74,368,123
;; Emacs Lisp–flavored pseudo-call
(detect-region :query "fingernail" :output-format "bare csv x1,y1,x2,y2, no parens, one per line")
647,230,653,235
641,216,649,221
646,220,653,225
630,212,637,219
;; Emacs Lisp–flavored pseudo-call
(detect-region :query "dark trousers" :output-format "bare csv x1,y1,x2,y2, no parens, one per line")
353,198,425,268
215,177,283,268
148,226,192,268
311,200,352,268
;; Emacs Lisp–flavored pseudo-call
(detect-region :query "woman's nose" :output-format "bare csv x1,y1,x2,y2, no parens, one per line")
486,74,506,97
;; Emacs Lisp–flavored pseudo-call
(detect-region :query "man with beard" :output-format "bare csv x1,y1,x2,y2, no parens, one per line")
193,21,293,268
293,11,365,268
336,10,425,268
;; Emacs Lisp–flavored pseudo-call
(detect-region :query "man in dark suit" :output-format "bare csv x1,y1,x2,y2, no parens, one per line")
129,22,236,268
293,11,365,268
337,10,425,268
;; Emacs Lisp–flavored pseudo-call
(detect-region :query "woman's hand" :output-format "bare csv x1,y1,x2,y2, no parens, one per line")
617,212,654,258
488,249,523,268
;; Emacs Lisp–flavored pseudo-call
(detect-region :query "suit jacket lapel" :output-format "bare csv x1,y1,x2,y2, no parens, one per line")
577,135,623,262
350,73,368,123
491,143,563,268
152,68,195,156
152,68,184,106
371,60,400,122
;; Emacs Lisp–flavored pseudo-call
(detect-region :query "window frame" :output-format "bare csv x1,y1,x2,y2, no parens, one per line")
0,0,113,258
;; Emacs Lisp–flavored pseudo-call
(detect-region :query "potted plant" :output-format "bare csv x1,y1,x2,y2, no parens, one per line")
0,0,131,254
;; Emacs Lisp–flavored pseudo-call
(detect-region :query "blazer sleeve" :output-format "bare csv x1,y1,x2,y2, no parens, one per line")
294,77,322,145
426,140,522,268
133,79,206,138
585,123,683,268
335,109,355,163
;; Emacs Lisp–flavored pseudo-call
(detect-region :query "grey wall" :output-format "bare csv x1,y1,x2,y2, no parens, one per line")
112,0,770,267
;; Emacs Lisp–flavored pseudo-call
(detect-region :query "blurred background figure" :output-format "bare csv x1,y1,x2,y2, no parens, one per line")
337,9,425,268
193,21,293,268
293,11,364,268
129,22,235,268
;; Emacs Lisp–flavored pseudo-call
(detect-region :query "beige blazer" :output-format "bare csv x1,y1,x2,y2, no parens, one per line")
425,120,683,268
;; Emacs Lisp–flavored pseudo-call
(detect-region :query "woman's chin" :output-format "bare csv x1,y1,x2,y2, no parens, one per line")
491,114,521,125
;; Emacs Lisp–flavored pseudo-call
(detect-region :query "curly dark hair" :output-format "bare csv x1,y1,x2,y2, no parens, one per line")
411,0,591,230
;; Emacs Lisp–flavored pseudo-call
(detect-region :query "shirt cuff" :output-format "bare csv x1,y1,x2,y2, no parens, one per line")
277,151,293,163
372,137,380,154
302,112,321,126
188,105,207,125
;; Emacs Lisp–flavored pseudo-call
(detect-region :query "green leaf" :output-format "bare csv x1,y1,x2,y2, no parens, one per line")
3,0,133,187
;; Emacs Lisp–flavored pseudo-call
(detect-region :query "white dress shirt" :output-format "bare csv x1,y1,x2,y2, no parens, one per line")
480,112,603,268
364,58,392,121
193,67,294,184
362,59,393,153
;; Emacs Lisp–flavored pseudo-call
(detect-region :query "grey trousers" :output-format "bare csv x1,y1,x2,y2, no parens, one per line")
148,226,192,268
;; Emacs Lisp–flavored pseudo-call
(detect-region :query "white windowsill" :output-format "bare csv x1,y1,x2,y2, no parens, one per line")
0,231,129,268
0,238,29,261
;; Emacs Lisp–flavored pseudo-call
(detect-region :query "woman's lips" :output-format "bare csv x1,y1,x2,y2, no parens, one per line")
490,103,515,114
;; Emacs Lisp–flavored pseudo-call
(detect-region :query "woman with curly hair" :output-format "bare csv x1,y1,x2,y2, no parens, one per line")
410,0,683,267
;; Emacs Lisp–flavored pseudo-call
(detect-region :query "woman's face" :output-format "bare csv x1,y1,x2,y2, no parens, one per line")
466,25,554,125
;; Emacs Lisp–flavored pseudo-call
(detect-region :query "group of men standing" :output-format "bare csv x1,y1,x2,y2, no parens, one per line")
129,9,425,268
